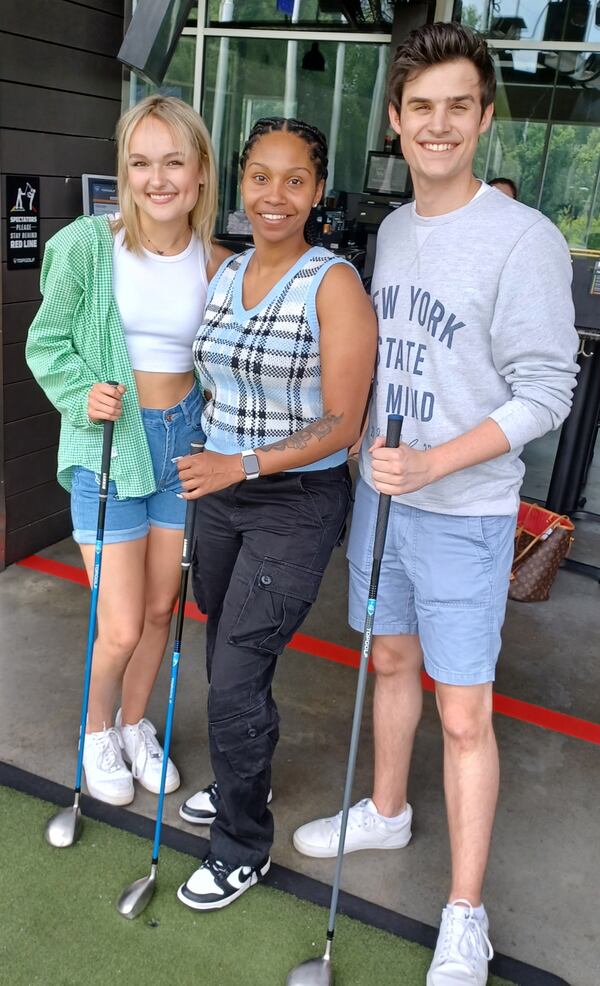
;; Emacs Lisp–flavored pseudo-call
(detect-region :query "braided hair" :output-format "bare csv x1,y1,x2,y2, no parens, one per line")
240,117,328,246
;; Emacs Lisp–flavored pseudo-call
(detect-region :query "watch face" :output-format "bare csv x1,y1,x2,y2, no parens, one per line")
243,452,260,476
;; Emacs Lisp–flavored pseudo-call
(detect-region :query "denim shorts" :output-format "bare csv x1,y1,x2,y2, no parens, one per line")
347,478,517,686
71,386,205,545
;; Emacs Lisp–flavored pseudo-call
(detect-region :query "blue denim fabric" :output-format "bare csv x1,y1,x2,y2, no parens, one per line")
71,386,205,544
347,478,516,685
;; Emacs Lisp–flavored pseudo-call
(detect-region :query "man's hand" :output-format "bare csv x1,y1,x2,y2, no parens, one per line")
88,383,126,423
369,437,436,496
177,449,245,499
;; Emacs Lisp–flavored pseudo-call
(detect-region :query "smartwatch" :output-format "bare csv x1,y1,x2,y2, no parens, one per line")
241,449,260,480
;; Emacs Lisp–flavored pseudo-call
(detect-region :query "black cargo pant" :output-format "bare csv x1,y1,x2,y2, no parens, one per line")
191,464,351,868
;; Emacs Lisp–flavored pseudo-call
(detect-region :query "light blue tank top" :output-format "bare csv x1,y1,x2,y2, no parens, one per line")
193,246,357,472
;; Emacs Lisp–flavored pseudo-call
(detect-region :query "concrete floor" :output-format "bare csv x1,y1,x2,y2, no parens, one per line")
1,496,599,986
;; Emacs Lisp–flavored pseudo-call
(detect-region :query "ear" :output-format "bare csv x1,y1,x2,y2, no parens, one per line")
314,178,325,205
388,101,401,136
479,102,494,136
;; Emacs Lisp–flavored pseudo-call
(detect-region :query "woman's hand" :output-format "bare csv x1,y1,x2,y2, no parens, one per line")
177,449,245,499
87,383,126,423
369,436,436,496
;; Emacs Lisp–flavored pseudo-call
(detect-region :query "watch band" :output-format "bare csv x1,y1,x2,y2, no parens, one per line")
241,449,260,480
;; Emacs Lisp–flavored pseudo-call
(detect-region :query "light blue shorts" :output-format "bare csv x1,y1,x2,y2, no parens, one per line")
71,386,205,545
347,478,517,686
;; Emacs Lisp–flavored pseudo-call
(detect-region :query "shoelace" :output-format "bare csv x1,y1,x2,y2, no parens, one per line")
329,799,377,835
92,728,124,774
205,782,219,805
440,900,494,965
131,719,163,779
204,855,233,882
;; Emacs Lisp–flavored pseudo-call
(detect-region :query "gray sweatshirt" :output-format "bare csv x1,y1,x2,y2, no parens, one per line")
360,184,579,516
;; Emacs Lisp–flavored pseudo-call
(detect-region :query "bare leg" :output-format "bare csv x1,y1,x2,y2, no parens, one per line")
120,525,184,724
436,682,498,906
79,538,147,732
371,633,423,817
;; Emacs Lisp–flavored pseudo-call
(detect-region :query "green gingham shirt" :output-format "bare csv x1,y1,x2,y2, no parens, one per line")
26,215,157,497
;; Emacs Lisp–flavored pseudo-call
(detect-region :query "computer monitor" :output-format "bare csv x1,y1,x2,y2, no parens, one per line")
82,175,118,217
363,152,411,199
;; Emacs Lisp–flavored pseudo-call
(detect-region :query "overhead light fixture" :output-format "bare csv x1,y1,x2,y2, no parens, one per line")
302,41,326,71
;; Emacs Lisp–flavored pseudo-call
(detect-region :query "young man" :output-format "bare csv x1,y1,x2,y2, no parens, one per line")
293,22,578,986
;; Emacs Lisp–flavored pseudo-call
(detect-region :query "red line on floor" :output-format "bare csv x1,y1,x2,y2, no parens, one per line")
17,554,600,746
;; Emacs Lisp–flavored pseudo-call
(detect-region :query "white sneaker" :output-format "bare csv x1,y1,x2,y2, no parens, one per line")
427,900,493,986
116,709,180,795
82,727,134,806
179,781,273,826
292,797,412,858
177,854,271,911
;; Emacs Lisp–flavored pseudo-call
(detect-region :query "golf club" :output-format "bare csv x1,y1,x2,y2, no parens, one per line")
287,413,403,986
45,388,118,848
116,440,203,919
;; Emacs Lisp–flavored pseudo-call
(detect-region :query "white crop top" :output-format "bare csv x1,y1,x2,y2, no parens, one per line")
113,228,208,373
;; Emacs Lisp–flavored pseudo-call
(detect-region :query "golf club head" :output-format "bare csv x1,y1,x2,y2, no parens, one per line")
116,869,156,919
286,957,332,986
44,804,83,848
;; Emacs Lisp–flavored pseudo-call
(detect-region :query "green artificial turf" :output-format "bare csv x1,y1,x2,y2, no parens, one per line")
0,786,517,986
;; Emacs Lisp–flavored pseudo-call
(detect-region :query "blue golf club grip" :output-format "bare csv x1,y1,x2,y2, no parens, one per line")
372,414,403,563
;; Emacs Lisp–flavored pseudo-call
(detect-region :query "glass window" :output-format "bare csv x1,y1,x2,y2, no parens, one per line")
206,0,393,32
130,34,196,105
202,34,390,232
454,0,600,44
474,47,600,249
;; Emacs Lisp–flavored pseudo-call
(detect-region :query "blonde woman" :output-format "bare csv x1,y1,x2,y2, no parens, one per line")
27,95,230,806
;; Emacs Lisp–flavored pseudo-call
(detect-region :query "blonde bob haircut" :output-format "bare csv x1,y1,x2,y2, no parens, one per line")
113,94,218,259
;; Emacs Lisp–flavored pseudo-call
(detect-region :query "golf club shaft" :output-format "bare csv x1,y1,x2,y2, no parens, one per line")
151,441,204,863
326,413,403,940
74,392,118,793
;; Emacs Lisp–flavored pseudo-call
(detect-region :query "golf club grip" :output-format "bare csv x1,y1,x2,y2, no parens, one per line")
371,414,403,564
182,441,204,568
99,381,119,498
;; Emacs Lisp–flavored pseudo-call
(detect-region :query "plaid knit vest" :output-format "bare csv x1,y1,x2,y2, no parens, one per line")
193,246,354,472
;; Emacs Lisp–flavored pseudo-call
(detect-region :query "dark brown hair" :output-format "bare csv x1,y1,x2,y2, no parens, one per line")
388,22,496,115
489,176,518,198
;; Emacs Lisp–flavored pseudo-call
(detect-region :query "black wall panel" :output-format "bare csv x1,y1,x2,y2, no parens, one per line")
1,131,118,180
2,303,45,344
2,0,124,56
1,0,124,569
5,446,62,497
0,83,121,141
1,267,42,306
3,342,29,385
0,34,122,99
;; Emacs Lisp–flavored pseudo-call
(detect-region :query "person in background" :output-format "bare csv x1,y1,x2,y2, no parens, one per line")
174,117,377,910
489,176,518,199
27,95,230,807
293,23,578,986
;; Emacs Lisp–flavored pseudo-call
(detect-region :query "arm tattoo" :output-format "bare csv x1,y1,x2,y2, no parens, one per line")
262,411,343,453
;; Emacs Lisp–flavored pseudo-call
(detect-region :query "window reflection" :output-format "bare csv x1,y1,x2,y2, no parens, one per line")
473,48,600,248
453,0,600,44
205,0,394,31
131,35,196,106
202,35,389,233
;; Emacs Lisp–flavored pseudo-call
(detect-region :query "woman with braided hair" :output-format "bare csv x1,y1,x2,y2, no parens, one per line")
175,117,377,910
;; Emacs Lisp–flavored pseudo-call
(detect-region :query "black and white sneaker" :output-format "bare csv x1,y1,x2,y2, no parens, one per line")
179,781,273,826
177,854,271,911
